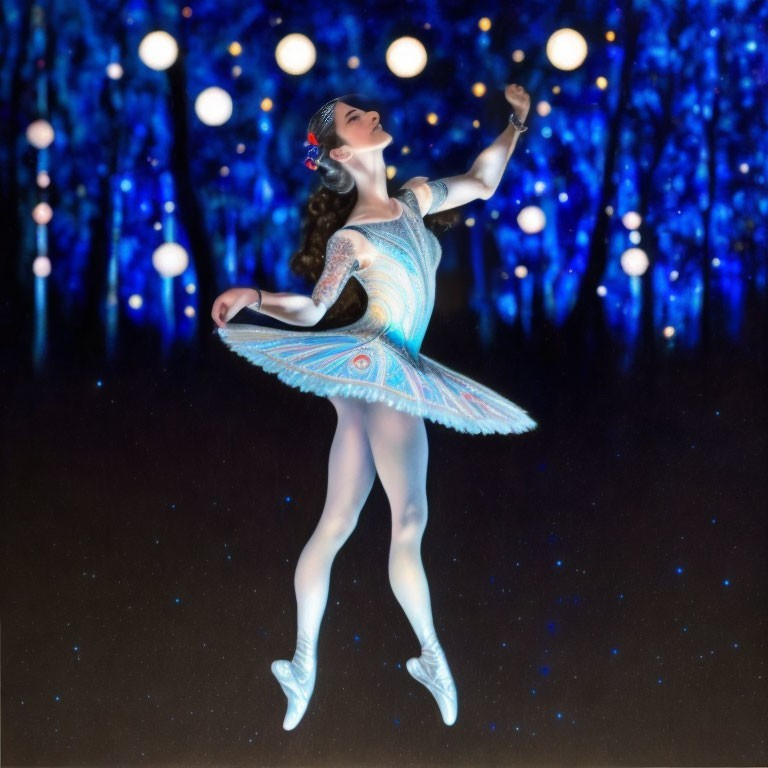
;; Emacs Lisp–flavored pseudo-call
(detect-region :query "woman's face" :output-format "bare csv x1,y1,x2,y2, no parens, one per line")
332,101,392,153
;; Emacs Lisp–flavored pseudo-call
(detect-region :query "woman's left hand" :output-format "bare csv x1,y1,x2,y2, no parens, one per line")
505,84,531,116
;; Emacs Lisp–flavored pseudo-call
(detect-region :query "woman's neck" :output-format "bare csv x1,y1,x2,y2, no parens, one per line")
346,151,390,208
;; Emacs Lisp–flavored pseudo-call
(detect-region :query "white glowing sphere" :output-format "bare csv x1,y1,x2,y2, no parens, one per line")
663,325,675,338
514,265,529,278
517,205,546,234
194,87,233,126
386,36,428,78
106,62,124,80
620,247,649,277
128,294,144,309
33,255,51,277
275,33,316,75
32,202,53,225
629,230,642,245
138,31,179,71
596,285,607,297
37,171,51,188
622,211,642,230
152,242,189,278
26,119,55,149
537,101,552,117
546,28,588,71
184,305,196,318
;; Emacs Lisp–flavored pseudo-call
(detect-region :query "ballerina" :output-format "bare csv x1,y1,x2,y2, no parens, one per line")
211,83,534,730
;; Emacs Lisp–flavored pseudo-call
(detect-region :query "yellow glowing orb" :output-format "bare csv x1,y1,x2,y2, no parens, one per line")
546,28,588,71
275,33,316,75
386,37,428,78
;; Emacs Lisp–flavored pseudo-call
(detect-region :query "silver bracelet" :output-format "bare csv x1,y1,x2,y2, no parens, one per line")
508,112,528,133
247,287,263,312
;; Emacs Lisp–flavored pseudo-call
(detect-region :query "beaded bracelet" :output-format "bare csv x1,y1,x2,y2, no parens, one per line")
248,287,263,312
508,112,528,133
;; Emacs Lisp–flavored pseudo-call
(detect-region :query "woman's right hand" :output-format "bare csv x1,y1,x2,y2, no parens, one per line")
211,287,260,328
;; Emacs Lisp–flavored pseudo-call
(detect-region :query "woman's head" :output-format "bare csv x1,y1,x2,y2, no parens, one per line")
306,96,390,193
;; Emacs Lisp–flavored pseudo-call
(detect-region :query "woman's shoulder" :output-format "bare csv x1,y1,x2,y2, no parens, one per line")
398,177,434,216
328,227,376,269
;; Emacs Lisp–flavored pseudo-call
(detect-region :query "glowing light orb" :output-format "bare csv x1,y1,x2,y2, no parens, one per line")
185,283,196,294
138,31,179,71
260,97,273,112
512,49,525,63
106,62,124,80
184,306,196,318
596,76,608,90
229,41,242,56
194,87,233,126
514,265,529,278
629,231,642,245
386,37,428,78
128,294,144,309
32,202,53,225
152,242,189,278
33,255,51,277
620,247,649,276
606,30,616,42
597,285,607,297
472,119,480,128
517,205,546,234
622,211,642,230
663,326,675,338
348,56,360,69
275,33,316,75
472,82,487,97
37,171,51,188
546,28,588,71
386,165,397,180
479,18,492,32
426,112,439,125
465,218,476,227
537,101,552,117
26,119,55,149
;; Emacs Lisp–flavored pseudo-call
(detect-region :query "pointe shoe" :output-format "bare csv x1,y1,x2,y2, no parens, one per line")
271,632,316,730
406,634,458,726
271,658,316,730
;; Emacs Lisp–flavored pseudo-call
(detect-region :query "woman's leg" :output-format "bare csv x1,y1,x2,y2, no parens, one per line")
365,403,457,725
273,397,375,730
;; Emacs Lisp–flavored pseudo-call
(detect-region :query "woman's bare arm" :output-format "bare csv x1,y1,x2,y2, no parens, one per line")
403,84,531,214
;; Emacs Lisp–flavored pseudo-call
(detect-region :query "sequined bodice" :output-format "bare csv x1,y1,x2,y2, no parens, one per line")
344,190,442,356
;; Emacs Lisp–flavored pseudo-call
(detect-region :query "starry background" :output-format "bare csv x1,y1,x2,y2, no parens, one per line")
2,0,768,766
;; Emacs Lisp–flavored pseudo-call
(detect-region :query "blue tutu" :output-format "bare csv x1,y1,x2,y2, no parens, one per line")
219,185,536,436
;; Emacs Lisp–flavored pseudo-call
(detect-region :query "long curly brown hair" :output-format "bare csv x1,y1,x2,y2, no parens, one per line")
290,97,459,328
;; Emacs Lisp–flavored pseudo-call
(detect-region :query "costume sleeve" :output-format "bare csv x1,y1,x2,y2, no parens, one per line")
311,233,360,307
426,179,449,214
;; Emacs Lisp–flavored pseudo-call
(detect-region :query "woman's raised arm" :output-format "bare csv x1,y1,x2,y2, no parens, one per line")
404,84,531,214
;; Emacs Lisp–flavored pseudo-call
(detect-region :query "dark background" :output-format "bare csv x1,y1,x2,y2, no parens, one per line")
2,0,767,765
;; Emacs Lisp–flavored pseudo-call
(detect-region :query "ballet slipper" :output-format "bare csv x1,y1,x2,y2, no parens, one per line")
406,632,458,726
271,632,316,730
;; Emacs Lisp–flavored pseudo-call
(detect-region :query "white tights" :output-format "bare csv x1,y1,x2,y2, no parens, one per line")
273,397,456,728
295,397,435,651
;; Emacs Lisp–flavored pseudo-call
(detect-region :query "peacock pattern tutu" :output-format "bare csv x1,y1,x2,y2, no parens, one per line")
218,183,536,435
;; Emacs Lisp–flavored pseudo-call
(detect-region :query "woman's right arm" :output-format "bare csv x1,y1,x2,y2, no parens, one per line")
211,231,361,329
